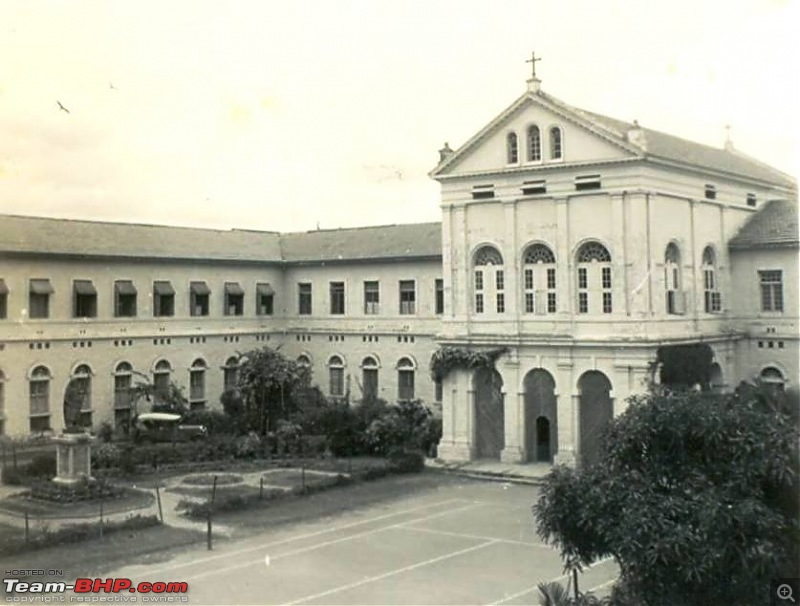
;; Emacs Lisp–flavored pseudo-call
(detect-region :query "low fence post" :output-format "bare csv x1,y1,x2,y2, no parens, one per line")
210,475,218,504
155,484,164,523
259,476,264,500
206,509,212,551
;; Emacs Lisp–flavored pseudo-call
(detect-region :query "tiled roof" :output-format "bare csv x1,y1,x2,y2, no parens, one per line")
281,222,442,263
729,199,799,250
0,214,442,263
560,102,796,189
0,214,284,262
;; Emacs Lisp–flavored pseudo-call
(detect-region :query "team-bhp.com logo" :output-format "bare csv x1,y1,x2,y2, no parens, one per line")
4,578,188,601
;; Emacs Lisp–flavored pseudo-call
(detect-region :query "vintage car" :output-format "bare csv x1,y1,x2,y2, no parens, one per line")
132,412,208,443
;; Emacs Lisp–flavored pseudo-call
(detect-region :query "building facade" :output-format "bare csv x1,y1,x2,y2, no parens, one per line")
0,73,797,469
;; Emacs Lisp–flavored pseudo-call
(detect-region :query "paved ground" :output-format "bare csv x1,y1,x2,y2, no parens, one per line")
87,474,617,605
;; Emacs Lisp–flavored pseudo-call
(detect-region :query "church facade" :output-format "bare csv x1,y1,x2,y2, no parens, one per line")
0,72,797,469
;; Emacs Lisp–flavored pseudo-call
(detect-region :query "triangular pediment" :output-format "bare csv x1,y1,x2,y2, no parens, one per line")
431,91,643,178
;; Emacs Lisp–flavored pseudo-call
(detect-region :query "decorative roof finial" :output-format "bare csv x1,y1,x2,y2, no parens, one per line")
525,51,542,93
724,124,734,151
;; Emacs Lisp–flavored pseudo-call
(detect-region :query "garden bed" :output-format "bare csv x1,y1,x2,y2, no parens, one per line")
0,487,154,519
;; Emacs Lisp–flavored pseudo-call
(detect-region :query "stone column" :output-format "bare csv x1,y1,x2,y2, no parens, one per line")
501,390,525,463
436,370,475,461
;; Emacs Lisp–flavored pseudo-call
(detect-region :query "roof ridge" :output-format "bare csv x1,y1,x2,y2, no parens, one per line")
280,221,441,236
0,213,259,234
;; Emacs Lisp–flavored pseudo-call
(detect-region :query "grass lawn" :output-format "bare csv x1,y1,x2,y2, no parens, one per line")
0,487,154,518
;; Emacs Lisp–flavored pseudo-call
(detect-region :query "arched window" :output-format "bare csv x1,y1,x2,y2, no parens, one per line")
550,126,563,160
361,356,379,400
702,246,721,313
153,360,171,400
527,125,541,162
297,354,311,368
760,367,785,391
223,356,239,392
71,364,93,428
397,357,415,401
29,365,51,432
114,362,133,433
664,243,684,315
522,243,556,314
328,355,345,398
189,358,207,410
473,246,505,314
576,241,612,314
506,132,518,164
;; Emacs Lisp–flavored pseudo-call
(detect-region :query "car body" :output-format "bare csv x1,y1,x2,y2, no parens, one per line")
132,412,208,443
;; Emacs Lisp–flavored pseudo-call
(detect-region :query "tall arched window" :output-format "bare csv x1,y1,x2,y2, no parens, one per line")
527,125,541,162
473,245,505,314
506,132,518,164
702,246,721,313
71,364,93,428
576,241,612,314
114,362,133,432
189,358,207,410
397,357,415,401
549,126,563,160
223,356,239,392
29,365,51,432
522,243,556,314
361,356,379,400
153,360,171,400
664,243,684,314
328,355,345,398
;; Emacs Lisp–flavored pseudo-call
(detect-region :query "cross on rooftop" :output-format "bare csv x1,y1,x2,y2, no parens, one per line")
526,51,542,78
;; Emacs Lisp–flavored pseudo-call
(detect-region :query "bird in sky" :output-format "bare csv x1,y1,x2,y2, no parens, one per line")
56,100,70,114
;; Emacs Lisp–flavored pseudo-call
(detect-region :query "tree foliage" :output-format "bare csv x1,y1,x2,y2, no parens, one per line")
533,384,800,606
655,343,713,389
429,346,507,382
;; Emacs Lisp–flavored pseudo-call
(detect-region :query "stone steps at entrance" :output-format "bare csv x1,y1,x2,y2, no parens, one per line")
427,458,551,486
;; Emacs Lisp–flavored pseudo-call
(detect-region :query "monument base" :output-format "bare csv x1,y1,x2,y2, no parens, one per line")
53,433,94,486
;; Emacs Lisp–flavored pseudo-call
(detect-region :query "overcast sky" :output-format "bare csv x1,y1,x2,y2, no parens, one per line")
0,0,797,233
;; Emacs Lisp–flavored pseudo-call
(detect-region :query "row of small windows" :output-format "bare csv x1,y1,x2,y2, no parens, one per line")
301,354,420,401
470,241,727,316
0,279,274,320
298,280,444,316
506,125,563,164
472,175,601,200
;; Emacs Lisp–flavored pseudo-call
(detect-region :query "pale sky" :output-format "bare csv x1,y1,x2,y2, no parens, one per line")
0,0,797,233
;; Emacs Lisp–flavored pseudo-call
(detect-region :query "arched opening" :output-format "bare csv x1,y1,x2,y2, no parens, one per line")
523,368,557,462
709,362,724,393
473,367,504,459
536,417,551,462
578,371,613,467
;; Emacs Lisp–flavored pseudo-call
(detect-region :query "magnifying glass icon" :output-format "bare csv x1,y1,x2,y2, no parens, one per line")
777,584,795,602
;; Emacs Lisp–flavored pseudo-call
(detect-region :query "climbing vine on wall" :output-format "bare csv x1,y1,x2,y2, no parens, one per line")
429,347,508,382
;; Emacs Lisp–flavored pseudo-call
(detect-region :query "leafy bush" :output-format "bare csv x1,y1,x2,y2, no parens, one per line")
275,420,303,455
28,478,124,502
96,422,115,443
387,449,425,473
235,432,263,459
92,443,122,470
183,409,237,436
366,400,437,455
2,453,57,486
533,384,800,606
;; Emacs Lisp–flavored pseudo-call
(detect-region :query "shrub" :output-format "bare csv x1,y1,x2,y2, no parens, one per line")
387,448,425,473
92,443,122,470
96,422,115,443
27,453,57,478
183,409,237,436
275,420,303,455
234,432,263,460
28,477,125,502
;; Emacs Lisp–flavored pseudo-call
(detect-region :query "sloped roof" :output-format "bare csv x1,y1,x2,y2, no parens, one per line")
0,214,282,262
433,89,796,189
281,222,442,263
729,199,799,250
0,214,442,263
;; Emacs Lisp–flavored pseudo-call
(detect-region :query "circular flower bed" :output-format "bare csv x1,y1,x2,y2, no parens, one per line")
180,472,244,487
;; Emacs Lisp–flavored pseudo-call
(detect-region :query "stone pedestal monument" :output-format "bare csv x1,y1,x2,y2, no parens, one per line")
52,378,94,486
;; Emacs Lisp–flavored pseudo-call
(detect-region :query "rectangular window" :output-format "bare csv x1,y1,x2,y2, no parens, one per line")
364,281,380,314
435,279,444,315
578,292,588,314
475,293,484,313
525,292,534,313
575,174,601,191
190,281,210,316
29,279,53,319
475,271,484,291
114,375,132,410
298,283,312,315
601,267,612,289
256,283,274,315
114,280,137,318
73,280,97,318
189,372,205,409
471,184,495,200
29,380,49,432
0,279,7,319
329,368,344,397
153,281,175,317
524,269,534,291
547,292,557,313
578,268,588,290
399,280,416,315
224,282,244,316
746,193,757,207
496,293,505,313
759,270,784,312
330,282,345,315
547,268,556,290
704,291,722,313
495,270,504,291
704,184,716,200
603,292,613,314
398,371,415,401
521,180,547,195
